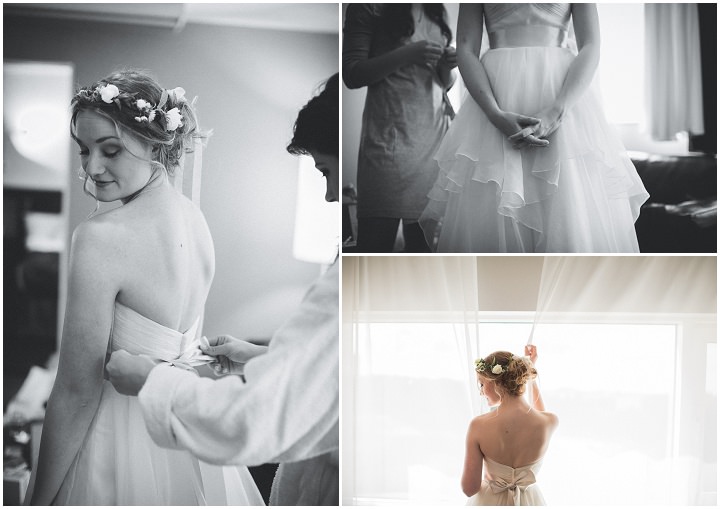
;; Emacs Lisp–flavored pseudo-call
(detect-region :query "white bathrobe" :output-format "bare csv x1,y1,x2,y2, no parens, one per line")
138,261,339,505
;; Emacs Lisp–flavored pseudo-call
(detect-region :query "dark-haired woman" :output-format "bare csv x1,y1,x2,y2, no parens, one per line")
462,345,558,505
27,70,263,505
343,3,456,252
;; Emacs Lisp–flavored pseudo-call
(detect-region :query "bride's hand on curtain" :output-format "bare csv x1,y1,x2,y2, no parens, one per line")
201,335,268,376
106,350,156,396
524,344,538,364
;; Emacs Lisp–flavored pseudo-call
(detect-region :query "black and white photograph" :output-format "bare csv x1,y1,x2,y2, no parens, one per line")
342,255,716,505
341,3,716,253
4,3,338,505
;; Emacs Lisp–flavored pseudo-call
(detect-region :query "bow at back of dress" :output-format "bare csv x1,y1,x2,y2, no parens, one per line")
484,456,543,506
110,302,209,367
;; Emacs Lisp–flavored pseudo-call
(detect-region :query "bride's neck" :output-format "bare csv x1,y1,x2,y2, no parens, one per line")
498,395,530,411
121,171,169,205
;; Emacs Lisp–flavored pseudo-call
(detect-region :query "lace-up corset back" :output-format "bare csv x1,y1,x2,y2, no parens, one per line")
111,301,200,361
484,3,571,34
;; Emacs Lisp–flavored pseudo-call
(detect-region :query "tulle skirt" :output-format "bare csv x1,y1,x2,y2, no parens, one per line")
55,381,264,505
420,46,649,253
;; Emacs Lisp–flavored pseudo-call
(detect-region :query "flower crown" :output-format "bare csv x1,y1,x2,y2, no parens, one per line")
475,357,509,375
76,83,185,132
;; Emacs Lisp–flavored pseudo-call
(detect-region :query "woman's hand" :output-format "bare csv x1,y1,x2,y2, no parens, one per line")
491,111,549,148
106,350,157,396
507,104,565,149
438,46,458,70
525,344,538,364
404,40,444,67
201,335,268,376
528,104,566,139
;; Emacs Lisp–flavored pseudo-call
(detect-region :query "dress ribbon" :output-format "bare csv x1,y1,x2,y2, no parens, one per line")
162,336,215,372
488,469,537,506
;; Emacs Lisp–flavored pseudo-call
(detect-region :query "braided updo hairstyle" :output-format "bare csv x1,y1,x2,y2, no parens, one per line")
477,351,537,397
71,69,207,176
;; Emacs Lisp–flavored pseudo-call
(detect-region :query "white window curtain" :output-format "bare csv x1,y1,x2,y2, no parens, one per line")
644,3,704,140
342,256,716,506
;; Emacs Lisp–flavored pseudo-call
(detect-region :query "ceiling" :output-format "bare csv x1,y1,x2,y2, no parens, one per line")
4,3,339,34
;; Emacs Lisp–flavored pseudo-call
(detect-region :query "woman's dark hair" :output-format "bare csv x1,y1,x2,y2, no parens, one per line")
287,73,338,157
379,4,453,46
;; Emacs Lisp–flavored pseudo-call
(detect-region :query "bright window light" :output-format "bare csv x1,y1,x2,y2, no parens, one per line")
596,3,645,124
353,321,677,505
292,155,338,264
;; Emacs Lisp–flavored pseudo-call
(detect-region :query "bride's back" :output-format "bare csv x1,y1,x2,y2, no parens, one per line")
88,185,214,333
476,406,556,467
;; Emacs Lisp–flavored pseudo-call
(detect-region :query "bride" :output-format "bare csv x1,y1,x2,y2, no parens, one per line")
463,345,557,505
27,70,263,505
420,4,649,252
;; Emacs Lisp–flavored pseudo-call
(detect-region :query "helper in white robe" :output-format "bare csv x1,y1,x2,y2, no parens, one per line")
137,261,339,505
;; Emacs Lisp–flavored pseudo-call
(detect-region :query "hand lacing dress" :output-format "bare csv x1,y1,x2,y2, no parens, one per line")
420,3,649,253
467,457,545,506
54,301,265,505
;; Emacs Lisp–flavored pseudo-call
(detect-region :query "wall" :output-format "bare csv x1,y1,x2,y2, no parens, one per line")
342,256,717,314
4,13,338,341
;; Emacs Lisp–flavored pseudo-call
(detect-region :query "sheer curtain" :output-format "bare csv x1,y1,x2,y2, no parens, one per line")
343,256,716,505
342,256,481,505
644,3,704,140
529,256,717,505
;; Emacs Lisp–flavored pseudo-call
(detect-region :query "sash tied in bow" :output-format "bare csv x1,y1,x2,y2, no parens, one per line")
162,336,215,372
488,470,537,506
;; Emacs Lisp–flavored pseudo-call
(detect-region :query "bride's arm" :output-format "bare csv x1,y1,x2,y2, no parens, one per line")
457,4,545,142
457,5,500,120
531,4,601,138
556,4,600,113
525,345,549,413
528,379,547,412
28,222,119,505
461,418,484,497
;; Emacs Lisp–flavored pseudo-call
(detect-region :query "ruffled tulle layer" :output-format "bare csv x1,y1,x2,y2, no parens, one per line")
420,47,649,253
55,382,264,505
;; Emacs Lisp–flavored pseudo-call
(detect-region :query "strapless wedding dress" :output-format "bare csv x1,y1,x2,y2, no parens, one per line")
54,302,264,505
420,3,649,252
466,457,545,506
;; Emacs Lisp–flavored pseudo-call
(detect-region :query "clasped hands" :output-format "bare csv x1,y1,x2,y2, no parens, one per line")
495,104,565,150
106,335,268,396
406,40,457,71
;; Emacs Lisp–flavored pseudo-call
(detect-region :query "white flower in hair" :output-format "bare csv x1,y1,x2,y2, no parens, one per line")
169,87,186,103
136,99,150,110
98,84,120,103
165,107,183,131
492,364,504,375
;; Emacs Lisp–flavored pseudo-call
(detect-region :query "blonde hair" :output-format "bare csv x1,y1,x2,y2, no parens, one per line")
477,351,537,397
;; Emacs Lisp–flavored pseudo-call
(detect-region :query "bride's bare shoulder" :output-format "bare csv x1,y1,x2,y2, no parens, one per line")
470,410,496,429
539,410,559,429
